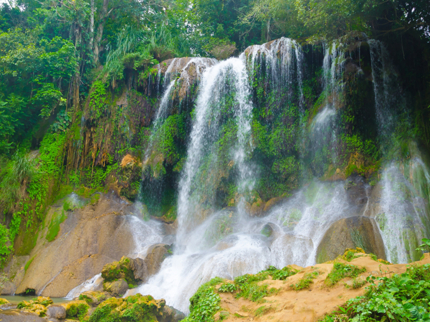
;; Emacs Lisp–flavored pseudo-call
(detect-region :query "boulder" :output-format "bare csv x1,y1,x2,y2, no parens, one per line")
144,244,171,278
316,216,386,263
103,279,128,296
46,305,66,319
15,193,137,297
159,305,186,322
0,310,46,322
0,281,16,295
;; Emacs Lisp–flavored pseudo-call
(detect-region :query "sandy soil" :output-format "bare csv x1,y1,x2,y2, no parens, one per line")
217,253,430,322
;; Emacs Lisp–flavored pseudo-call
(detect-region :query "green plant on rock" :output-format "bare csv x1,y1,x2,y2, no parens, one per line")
291,270,319,290
320,264,430,322
325,262,366,287
218,283,237,293
88,294,164,322
184,277,224,322
66,302,89,320
0,224,13,268
45,209,67,242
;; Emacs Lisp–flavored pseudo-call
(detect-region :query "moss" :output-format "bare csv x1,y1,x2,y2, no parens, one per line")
15,227,39,256
88,294,164,322
101,256,139,284
0,298,9,305
17,296,53,317
90,193,101,205
65,300,90,319
45,209,67,242
24,255,35,272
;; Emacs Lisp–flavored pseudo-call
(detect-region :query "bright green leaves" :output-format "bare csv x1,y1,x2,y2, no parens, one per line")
322,264,430,321
0,224,13,268
89,81,108,120
185,277,223,322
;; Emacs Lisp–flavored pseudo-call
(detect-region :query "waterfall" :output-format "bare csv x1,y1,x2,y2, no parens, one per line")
176,56,255,245
308,41,345,176
369,40,405,144
368,40,430,263
129,180,354,313
247,37,304,106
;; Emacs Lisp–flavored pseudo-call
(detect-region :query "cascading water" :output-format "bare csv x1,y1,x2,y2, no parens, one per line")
128,42,356,313
308,41,345,175
368,40,430,263
176,56,255,244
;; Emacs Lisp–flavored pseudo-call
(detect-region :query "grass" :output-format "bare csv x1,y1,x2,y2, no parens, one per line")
291,269,319,290
325,262,366,287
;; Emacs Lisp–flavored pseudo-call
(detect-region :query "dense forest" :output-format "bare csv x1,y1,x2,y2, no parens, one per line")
1,0,430,320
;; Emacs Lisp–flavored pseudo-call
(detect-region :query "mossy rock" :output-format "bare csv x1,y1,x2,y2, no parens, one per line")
79,291,112,307
62,300,90,319
0,298,9,305
88,294,165,322
316,216,386,263
103,279,128,296
101,256,137,284
16,296,53,317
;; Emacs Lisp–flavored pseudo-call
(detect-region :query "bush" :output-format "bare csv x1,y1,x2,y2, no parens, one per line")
0,224,12,268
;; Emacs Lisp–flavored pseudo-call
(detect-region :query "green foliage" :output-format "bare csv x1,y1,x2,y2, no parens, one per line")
321,264,430,322
218,283,237,293
291,270,319,290
325,262,366,287
88,294,162,322
184,277,223,322
0,224,13,268
89,81,108,120
416,238,430,253
66,302,89,320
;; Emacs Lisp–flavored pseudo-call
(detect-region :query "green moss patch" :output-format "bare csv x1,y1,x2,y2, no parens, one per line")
45,209,67,242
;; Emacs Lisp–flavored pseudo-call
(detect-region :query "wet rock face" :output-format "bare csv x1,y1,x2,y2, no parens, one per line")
15,194,138,297
316,216,386,263
154,57,216,104
344,175,370,207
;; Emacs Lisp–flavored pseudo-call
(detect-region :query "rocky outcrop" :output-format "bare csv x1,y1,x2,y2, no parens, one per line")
1,255,30,295
316,216,386,263
15,194,139,297
155,57,216,103
103,279,128,296
0,310,46,322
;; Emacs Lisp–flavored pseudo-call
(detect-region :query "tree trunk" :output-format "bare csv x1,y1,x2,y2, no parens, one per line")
94,0,109,65
90,0,95,52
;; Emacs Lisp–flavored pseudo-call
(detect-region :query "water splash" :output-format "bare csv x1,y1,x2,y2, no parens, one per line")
130,180,353,313
371,162,430,263
65,274,103,300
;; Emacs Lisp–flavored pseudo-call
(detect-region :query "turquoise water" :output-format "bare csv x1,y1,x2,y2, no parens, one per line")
1,295,70,305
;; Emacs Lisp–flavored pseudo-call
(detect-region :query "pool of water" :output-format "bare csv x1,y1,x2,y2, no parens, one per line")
1,295,70,305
